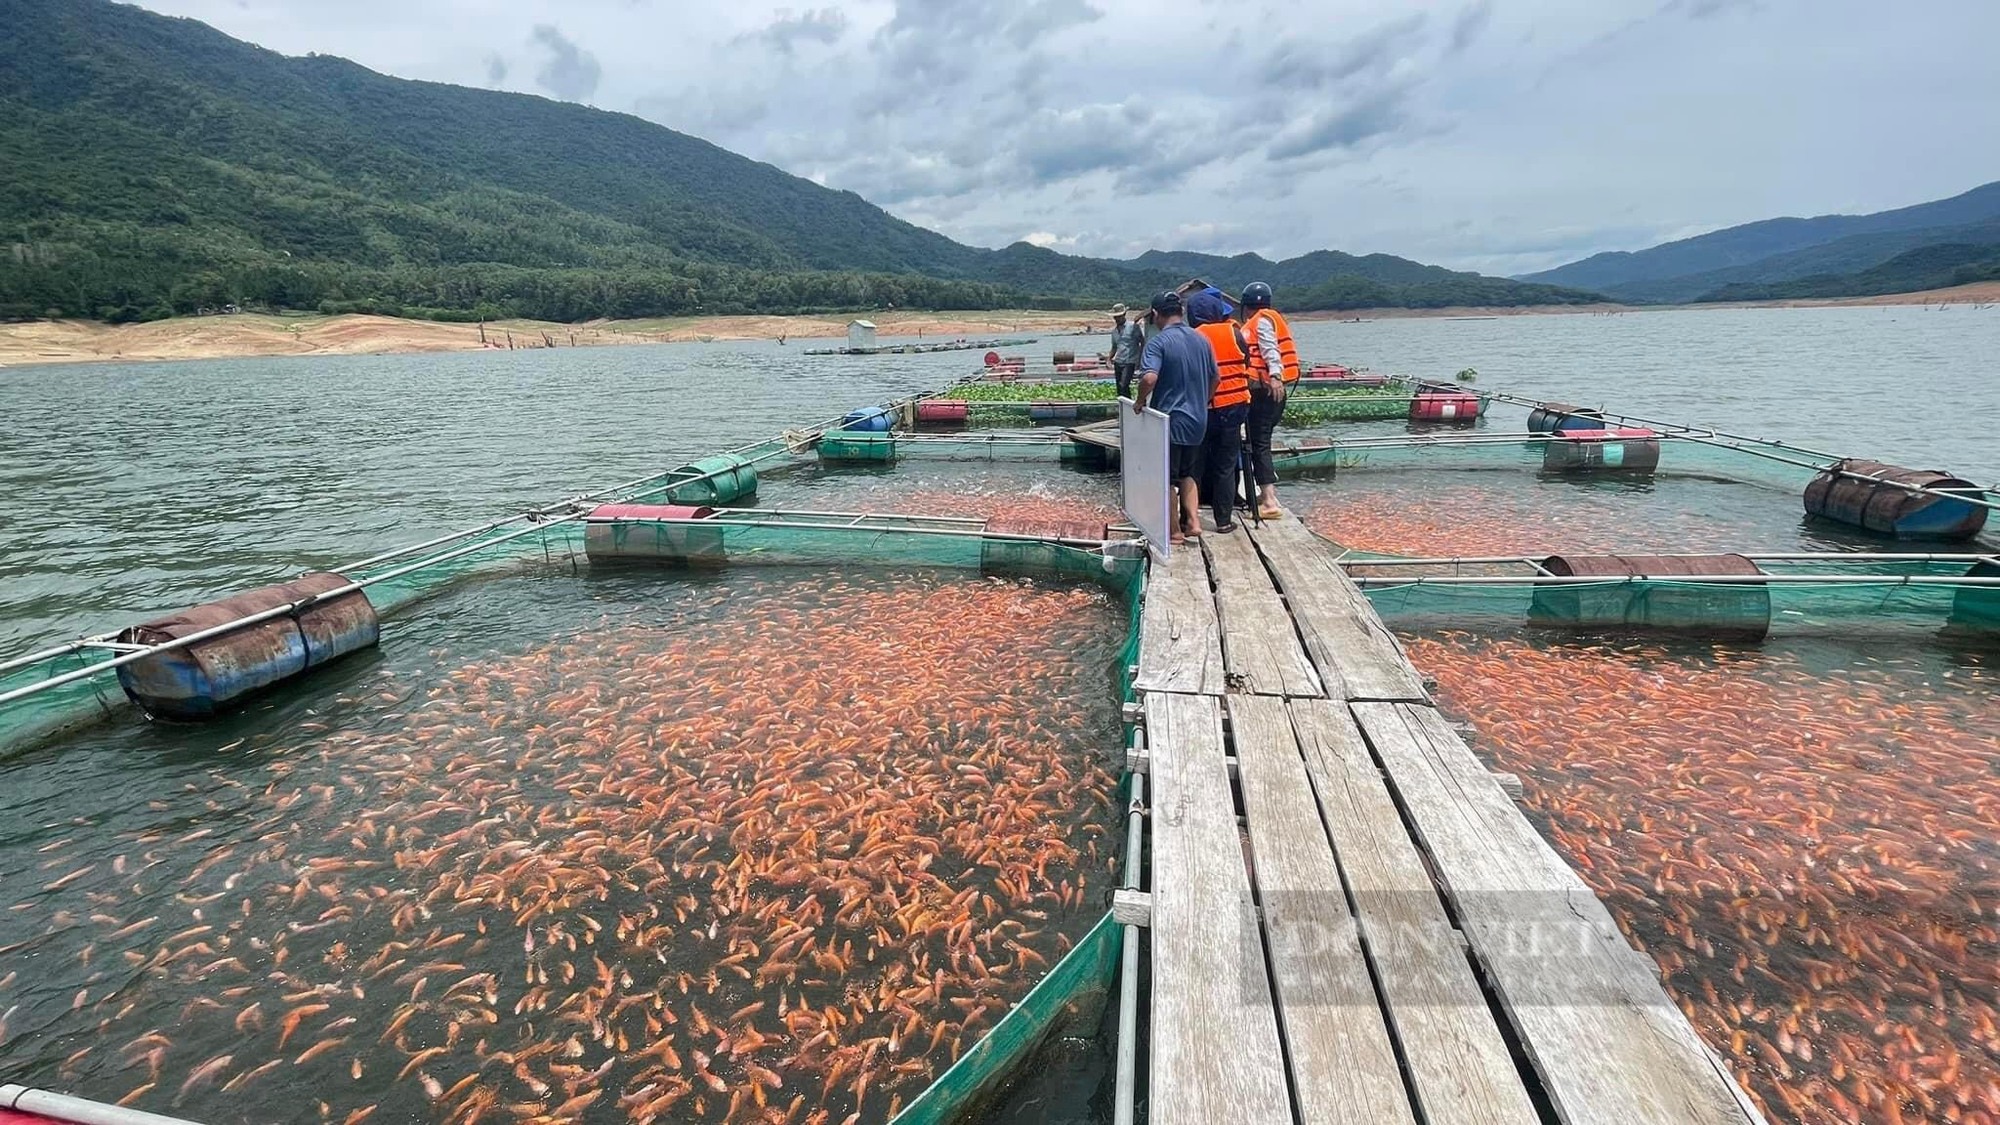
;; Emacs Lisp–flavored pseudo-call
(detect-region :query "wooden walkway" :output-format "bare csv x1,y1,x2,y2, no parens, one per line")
1135,518,1765,1125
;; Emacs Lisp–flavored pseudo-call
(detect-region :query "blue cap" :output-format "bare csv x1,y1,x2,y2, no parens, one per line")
1186,290,1232,327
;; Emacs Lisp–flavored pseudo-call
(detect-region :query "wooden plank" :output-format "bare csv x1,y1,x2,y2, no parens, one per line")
1064,417,1122,451
1226,696,1415,1125
1203,529,1324,697
1135,547,1224,696
1146,693,1293,1125
1287,699,1540,1125
1350,702,1765,1125
1247,519,1427,702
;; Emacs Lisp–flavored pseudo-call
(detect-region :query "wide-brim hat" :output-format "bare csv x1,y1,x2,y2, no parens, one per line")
1109,303,1128,316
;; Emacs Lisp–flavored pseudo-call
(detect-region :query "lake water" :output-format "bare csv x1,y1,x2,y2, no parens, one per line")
2,304,1998,1125
4,304,1996,652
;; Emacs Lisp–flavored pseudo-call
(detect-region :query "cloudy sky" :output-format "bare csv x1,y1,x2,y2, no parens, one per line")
132,0,2000,276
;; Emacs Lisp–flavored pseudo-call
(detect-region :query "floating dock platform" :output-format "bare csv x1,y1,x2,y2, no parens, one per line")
1130,518,1766,1124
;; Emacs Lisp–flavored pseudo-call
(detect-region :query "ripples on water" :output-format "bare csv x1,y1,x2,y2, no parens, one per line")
0,566,1124,1124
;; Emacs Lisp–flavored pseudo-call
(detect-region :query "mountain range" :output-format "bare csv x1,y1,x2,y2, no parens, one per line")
1520,182,2000,304
0,0,1596,324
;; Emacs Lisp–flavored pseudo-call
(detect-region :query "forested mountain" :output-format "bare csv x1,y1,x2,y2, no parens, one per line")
1520,182,2000,303
1700,243,2000,303
0,0,1599,323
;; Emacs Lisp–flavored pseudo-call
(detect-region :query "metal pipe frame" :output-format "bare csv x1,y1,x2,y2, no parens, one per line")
1114,728,1146,1125
1349,573,2000,587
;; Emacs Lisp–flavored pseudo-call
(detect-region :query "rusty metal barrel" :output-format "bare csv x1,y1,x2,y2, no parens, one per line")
1052,350,1076,365
1803,460,1989,540
1408,390,1481,423
1542,428,1661,473
1529,554,1770,640
115,573,379,720
915,400,969,428
583,504,724,566
1526,403,1606,433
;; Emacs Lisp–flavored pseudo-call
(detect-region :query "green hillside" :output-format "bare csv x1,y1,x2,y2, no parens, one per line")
1697,243,2000,303
1519,181,2000,302
0,0,1600,323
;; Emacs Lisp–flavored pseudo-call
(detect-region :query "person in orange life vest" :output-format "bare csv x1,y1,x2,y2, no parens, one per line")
1238,282,1298,519
1186,290,1251,533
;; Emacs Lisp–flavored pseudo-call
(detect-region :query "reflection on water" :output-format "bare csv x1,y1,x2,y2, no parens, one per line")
0,567,1124,1124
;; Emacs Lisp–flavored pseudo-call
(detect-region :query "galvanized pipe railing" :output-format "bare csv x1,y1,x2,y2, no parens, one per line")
1114,727,1146,1125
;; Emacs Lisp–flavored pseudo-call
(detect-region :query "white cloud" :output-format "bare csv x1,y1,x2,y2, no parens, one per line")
127,0,2000,275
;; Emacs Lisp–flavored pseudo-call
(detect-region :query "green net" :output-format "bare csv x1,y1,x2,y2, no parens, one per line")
891,912,1124,1125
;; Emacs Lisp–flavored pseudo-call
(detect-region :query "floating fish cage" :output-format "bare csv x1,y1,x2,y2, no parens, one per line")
6,368,1999,1125
0,390,1163,1125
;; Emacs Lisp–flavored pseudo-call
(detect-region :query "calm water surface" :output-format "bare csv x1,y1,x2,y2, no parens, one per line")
3,306,1995,649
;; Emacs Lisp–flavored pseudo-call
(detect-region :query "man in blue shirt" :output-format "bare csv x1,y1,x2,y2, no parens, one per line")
1132,290,1217,544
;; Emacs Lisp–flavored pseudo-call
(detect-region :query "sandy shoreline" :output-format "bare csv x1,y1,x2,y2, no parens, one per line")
4,282,1996,368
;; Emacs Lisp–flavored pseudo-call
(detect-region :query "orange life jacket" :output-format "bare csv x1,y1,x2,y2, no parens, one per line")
1195,321,1252,409
1242,308,1299,385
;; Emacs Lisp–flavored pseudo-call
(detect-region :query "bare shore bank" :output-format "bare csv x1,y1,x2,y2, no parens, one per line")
4,282,1995,368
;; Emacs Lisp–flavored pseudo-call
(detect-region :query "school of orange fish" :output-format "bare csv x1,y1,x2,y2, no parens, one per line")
1403,631,2000,1125
1297,480,1807,558
0,572,1124,1125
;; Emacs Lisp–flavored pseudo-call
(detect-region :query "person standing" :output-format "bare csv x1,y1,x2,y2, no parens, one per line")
1131,291,1216,545
1239,282,1298,519
1186,290,1251,533
1107,303,1146,399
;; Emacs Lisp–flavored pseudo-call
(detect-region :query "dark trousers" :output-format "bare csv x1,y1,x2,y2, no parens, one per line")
1247,386,1284,486
1114,362,1136,399
1201,403,1248,529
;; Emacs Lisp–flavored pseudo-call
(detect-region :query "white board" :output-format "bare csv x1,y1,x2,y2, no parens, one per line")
1120,396,1172,561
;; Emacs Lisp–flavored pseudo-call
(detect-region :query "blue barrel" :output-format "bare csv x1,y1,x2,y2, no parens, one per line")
1527,404,1605,433
1028,402,1080,423
1803,459,1988,540
841,408,894,432
116,572,379,720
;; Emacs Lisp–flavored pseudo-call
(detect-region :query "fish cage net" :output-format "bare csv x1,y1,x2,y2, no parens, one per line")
1359,561,2000,643
0,550,1149,1125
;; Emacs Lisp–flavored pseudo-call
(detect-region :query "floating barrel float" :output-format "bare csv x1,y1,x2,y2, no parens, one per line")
1529,554,1770,640
665,453,757,504
1052,350,1075,365
1526,403,1607,433
582,504,724,565
840,407,895,433
1028,402,1081,423
1409,388,1482,423
914,400,970,429
1948,558,2000,632
115,572,379,720
1803,459,1989,540
980,516,1118,576
818,430,897,463
1542,427,1661,474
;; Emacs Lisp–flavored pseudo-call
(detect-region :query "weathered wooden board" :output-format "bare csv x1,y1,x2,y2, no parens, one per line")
1226,695,1415,1125
1350,702,1766,1125
1146,692,1293,1125
1248,519,1427,702
1204,529,1323,697
1287,699,1540,1125
1135,547,1224,696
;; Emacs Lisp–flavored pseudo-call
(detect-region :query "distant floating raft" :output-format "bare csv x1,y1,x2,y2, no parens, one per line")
115,572,379,720
1803,459,1989,540
1528,554,1771,640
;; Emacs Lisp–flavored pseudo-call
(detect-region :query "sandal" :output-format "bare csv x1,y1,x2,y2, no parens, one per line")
1213,522,1237,534
1258,505,1283,520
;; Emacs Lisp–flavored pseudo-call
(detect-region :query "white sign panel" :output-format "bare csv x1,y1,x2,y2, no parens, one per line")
1119,397,1172,562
